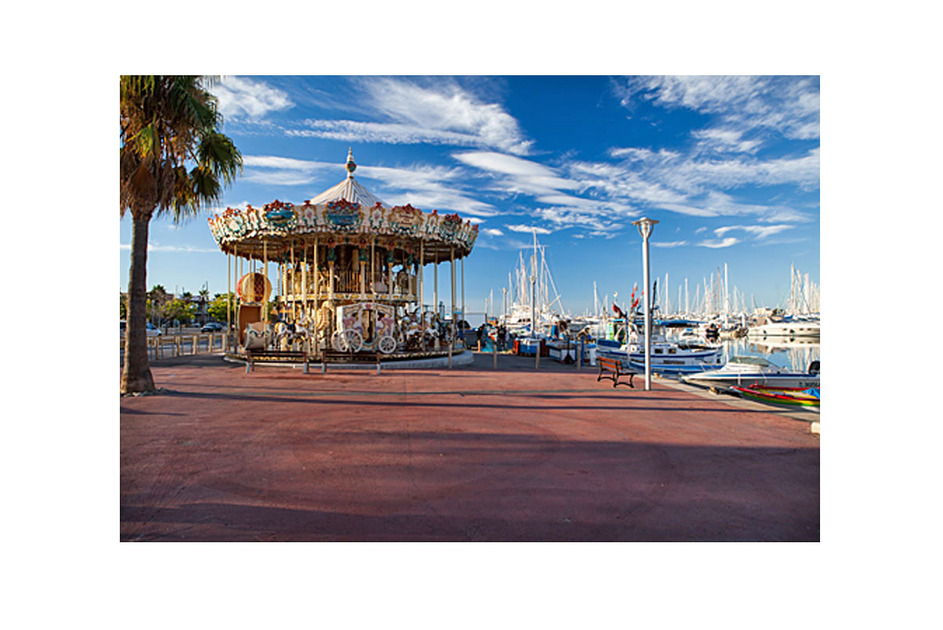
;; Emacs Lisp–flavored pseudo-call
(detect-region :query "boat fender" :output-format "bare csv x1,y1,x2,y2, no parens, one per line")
808,360,820,375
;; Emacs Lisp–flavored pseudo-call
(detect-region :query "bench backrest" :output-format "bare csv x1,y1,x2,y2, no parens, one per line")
598,357,620,370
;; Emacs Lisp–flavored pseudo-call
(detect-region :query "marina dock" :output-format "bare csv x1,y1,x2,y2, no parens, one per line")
120,351,819,542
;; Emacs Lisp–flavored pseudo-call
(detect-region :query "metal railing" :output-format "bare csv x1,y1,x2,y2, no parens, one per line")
120,332,233,360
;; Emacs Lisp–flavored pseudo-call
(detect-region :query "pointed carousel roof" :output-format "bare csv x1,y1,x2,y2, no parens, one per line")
306,148,389,208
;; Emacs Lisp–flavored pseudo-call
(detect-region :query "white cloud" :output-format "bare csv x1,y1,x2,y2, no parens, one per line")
238,155,334,187
290,78,533,155
288,120,494,149
569,148,818,223
652,241,688,248
120,242,219,253
506,224,553,234
453,151,580,196
714,224,793,239
212,76,293,119
363,78,533,155
359,164,499,217
481,228,504,236
617,76,819,141
243,155,326,170
691,128,762,154
698,237,739,248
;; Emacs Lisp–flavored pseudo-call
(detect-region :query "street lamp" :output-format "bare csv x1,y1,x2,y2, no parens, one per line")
530,274,536,338
632,217,659,391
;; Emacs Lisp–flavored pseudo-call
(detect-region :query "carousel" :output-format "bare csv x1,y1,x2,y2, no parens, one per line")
207,150,478,366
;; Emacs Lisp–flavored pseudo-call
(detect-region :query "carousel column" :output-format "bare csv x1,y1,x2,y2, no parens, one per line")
461,257,466,347
433,255,439,350
311,237,321,352
289,241,295,322
388,248,394,297
227,249,232,352
278,261,284,320
234,246,240,347
327,245,335,297
301,240,307,325
419,242,425,344
449,246,455,354
408,252,414,299
312,239,319,353
263,241,269,323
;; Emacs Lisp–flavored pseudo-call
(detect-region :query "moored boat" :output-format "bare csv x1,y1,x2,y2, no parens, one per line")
731,384,820,408
681,356,820,390
596,330,723,374
747,319,820,338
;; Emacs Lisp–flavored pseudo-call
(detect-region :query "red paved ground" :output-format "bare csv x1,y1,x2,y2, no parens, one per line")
120,352,819,541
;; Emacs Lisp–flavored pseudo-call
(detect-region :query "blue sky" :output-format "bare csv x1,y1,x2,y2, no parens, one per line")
120,75,819,315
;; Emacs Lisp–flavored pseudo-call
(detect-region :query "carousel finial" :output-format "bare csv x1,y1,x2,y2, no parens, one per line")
346,147,356,178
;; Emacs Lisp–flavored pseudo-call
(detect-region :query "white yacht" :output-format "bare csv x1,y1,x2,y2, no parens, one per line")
681,356,820,390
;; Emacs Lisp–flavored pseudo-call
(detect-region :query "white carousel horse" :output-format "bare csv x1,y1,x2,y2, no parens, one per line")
274,321,309,351
244,322,274,351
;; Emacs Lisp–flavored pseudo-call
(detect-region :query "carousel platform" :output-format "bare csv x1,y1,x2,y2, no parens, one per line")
225,348,474,370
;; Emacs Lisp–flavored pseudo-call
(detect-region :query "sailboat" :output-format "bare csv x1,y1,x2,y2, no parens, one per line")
499,230,579,360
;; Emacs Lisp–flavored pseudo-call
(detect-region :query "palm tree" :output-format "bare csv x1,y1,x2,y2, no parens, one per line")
198,287,210,324
120,76,242,393
147,284,170,325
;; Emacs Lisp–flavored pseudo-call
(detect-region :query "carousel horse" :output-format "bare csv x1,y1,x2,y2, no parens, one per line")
244,322,274,351
274,321,309,351
400,313,424,350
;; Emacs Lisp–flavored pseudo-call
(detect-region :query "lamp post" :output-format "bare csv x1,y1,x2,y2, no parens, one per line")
530,274,536,338
632,217,659,391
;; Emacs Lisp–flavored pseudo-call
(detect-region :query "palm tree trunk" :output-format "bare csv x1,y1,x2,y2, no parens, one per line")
121,212,155,393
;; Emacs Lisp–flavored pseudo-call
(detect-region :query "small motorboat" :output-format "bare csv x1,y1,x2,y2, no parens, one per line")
730,384,820,408
681,356,820,390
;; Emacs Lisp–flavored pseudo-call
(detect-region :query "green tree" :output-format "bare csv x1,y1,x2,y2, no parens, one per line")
207,292,236,324
164,298,197,324
120,76,242,394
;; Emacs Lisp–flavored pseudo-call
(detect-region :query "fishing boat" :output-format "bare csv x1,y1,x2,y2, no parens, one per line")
595,320,723,374
681,356,820,390
730,384,820,409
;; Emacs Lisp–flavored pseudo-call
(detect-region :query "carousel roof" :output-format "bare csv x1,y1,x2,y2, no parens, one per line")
306,148,389,209
208,149,478,264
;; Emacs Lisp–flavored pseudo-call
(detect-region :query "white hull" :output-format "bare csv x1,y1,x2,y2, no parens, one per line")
681,356,820,390
596,339,723,374
747,321,820,338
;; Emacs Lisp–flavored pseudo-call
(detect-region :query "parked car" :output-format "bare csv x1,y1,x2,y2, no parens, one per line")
201,321,224,333
120,320,163,337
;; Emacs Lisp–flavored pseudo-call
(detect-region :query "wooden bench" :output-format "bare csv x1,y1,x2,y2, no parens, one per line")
245,348,309,373
596,356,636,388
